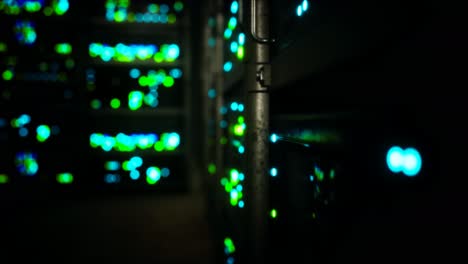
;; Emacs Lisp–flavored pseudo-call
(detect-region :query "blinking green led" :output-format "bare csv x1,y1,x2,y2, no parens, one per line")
36,125,51,142
57,173,73,184
2,70,13,81
270,209,278,219
0,174,8,184
110,98,121,109
55,43,72,55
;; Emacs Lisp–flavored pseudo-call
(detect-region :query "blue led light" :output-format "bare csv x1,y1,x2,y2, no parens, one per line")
302,0,309,11
230,1,239,14
230,102,239,111
230,42,238,53
161,168,170,177
238,173,245,181
270,167,278,177
19,127,28,137
129,68,140,79
220,106,228,115
238,33,245,45
270,134,278,143
169,68,183,78
238,146,245,154
386,146,422,177
105,173,120,183
130,170,140,180
167,44,180,59
296,6,303,16
223,61,233,72
220,120,228,128
238,200,244,208
237,104,244,112
208,88,216,99
402,148,422,177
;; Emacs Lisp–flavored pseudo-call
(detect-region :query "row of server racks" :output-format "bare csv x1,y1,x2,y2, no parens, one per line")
201,0,464,263
0,1,193,198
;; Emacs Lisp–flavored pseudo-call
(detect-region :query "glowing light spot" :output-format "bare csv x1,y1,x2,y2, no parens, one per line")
296,6,303,16
169,68,182,78
386,146,404,173
146,166,161,184
15,152,39,176
238,146,245,154
237,46,244,60
129,68,140,79
224,237,236,254
55,43,72,55
208,163,216,174
36,125,51,142
228,17,237,30
270,134,278,143
57,173,73,184
105,174,120,184
2,70,13,81
302,0,309,11
174,1,184,12
91,99,101,109
231,1,239,14
402,148,422,177
105,161,120,171
224,29,233,39
270,209,278,219
161,168,170,177
0,42,7,52
208,89,216,99
230,102,238,111
19,127,28,137
130,170,140,180
386,146,422,177
0,174,8,184
223,61,233,72
270,167,278,177
110,98,121,109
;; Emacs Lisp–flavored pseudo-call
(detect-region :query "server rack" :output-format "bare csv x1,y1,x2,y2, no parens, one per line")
202,0,456,263
0,0,193,196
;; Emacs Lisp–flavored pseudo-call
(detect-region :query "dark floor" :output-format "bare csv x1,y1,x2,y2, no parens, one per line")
1,193,215,264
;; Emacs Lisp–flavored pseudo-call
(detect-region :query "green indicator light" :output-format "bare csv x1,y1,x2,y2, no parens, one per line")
2,70,13,81
57,173,73,184
36,125,51,142
55,43,72,55
208,163,216,175
0,42,7,52
174,1,184,12
0,174,8,184
110,98,121,109
237,46,245,60
91,99,101,109
224,237,236,254
270,209,277,219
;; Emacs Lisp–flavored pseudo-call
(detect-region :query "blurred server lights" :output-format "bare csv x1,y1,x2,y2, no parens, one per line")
0,0,69,16
88,43,180,63
386,146,422,177
89,132,181,152
105,0,184,24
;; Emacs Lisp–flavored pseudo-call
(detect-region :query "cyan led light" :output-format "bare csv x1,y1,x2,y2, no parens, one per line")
386,146,422,177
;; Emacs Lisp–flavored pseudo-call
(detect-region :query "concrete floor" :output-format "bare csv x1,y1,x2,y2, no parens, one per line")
1,193,216,264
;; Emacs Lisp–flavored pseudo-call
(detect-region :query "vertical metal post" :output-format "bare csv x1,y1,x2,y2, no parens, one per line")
246,0,271,263
214,0,225,218
201,3,214,191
